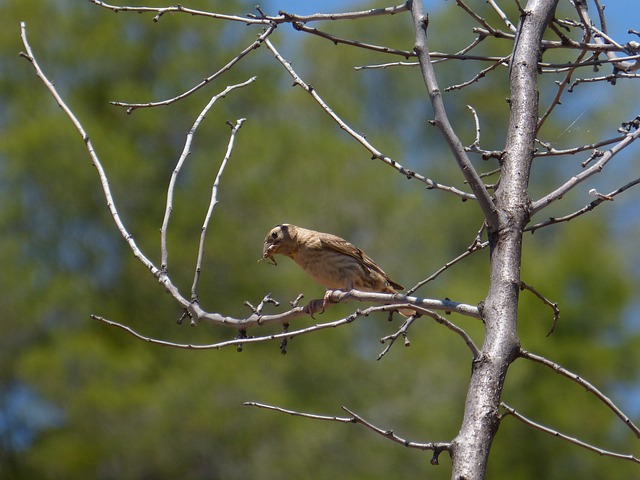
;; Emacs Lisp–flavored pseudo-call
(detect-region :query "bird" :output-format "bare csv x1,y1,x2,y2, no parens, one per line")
262,224,415,316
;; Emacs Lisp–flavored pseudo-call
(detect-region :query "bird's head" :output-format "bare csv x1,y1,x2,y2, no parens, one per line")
262,224,297,263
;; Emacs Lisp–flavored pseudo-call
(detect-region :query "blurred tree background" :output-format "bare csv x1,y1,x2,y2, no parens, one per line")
1,1,639,478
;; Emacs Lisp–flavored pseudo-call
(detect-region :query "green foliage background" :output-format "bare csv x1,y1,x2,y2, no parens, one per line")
1,1,639,478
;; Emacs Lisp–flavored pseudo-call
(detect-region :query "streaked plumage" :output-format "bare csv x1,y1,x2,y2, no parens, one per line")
262,224,414,315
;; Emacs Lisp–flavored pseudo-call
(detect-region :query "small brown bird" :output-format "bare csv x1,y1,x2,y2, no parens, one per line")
262,224,414,316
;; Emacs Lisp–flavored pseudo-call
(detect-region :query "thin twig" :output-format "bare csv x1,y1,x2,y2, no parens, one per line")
263,37,476,201
445,56,510,91
501,403,640,465
409,1,500,230
91,304,376,350
486,0,517,32
19,22,159,277
518,281,560,335
570,72,640,91
537,50,591,132
291,23,414,58
408,236,489,295
527,177,640,232
341,406,452,464
277,3,408,23
160,79,255,271
378,315,417,360
531,128,640,214
243,402,452,463
534,134,627,157
89,0,270,25
424,310,481,358
191,118,246,301
467,105,481,148
111,27,274,112
520,349,640,438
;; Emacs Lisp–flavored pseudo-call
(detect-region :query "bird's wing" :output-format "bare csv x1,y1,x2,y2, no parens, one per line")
319,234,404,291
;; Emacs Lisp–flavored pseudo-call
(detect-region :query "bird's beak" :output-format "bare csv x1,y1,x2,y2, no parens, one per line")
262,242,278,265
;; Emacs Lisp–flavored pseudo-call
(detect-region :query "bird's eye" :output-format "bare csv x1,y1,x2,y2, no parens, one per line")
271,231,278,239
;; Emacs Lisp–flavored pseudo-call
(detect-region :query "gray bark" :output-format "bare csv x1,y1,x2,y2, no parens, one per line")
411,0,559,477
450,2,559,478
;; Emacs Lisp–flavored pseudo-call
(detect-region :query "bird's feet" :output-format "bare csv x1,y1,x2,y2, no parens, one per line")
304,299,326,318
304,290,347,318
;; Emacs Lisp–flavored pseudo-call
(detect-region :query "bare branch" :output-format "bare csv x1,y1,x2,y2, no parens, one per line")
534,134,627,158
91,304,372,350
409,233,488,294
243,402,452,463
244,401,354,422
277,3,408,23
570,72,640,91
324,290,481,319
263,37,476,201
455,0,499,34
537,50,591,132
111,27,275,112
518,281,559,335
531,127,640,214
445,56,510,92
378,315,418,360
379,309,480,361
190,118,246,302
467,105,481,148
89,0,269,25
527,177,640,232
573,0,640,74
161,83,254,272
341,406,452,463
520,349,640,438
424,310,481,359
409,1,500,231
486,0,517,32
354,61,419,71
19,22,159,277
501,403,640,465
291,23,412,58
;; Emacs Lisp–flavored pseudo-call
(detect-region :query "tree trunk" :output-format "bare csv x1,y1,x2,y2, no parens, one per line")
449,1,559,478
